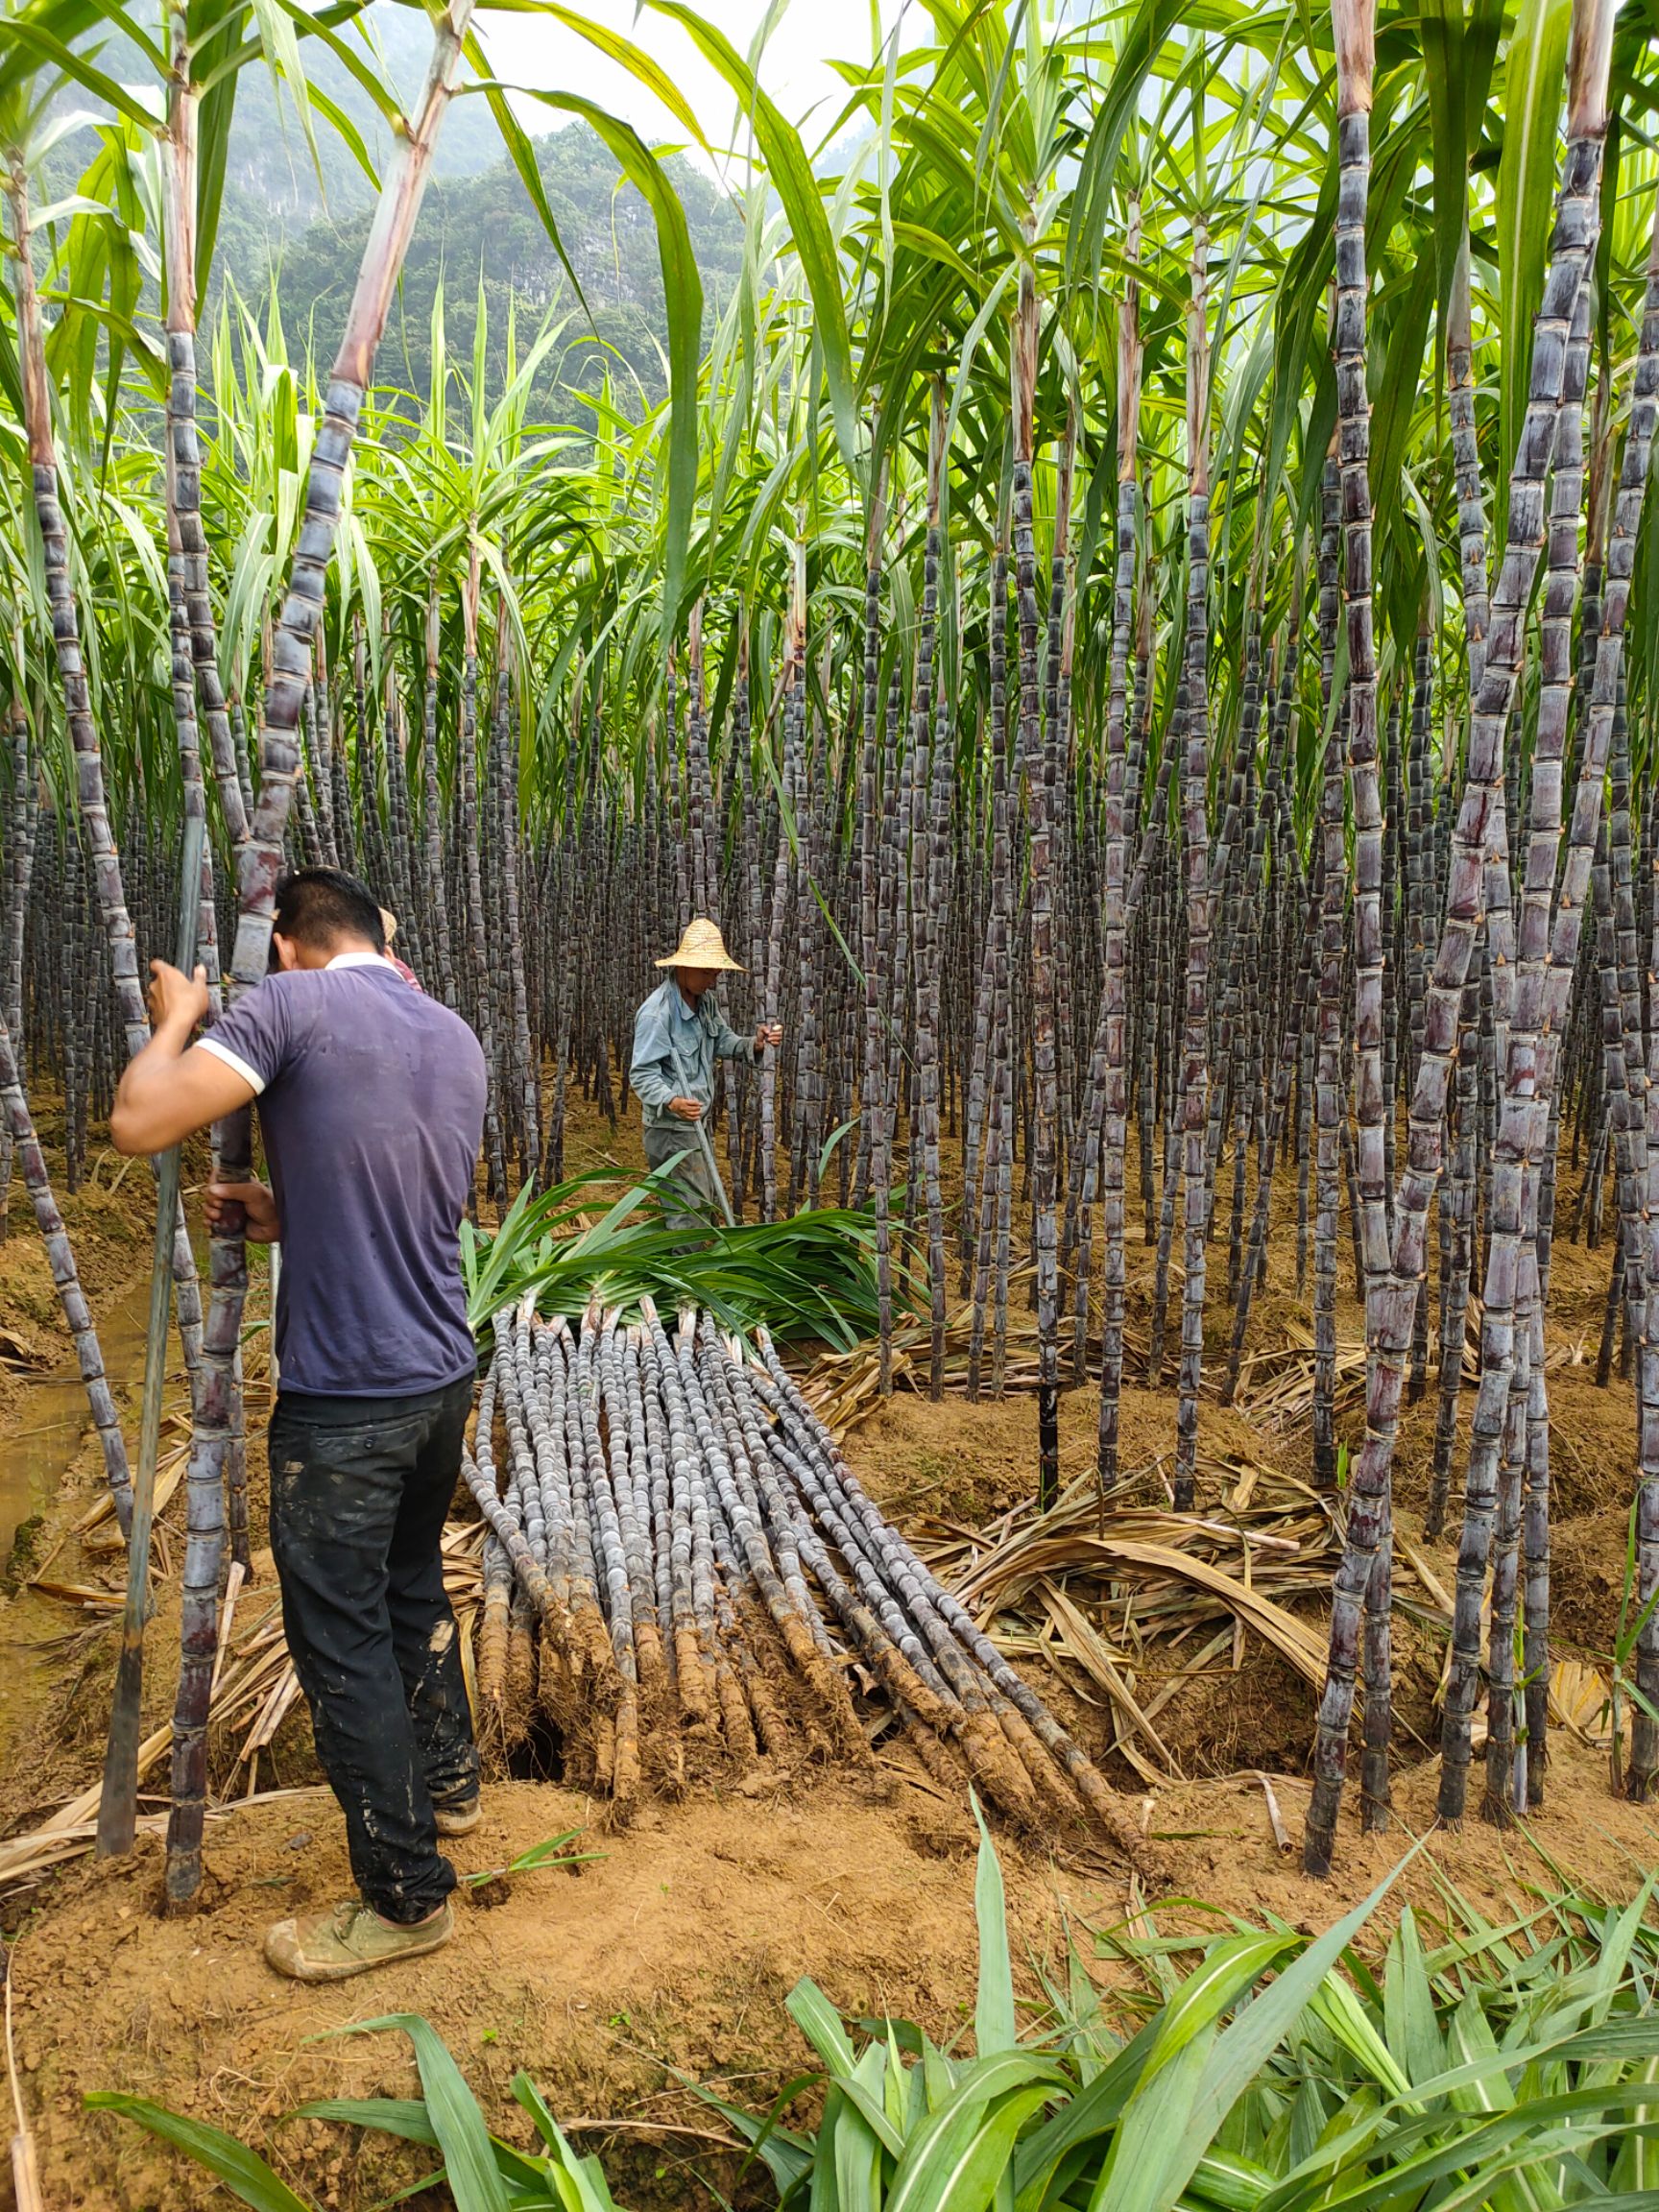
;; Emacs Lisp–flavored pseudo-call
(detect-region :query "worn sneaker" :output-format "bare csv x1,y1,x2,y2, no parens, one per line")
433,1793,482,1837
264,1899,453,1983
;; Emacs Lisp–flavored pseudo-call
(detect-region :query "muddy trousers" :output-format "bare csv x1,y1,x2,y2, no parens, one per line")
268,1375,478,1923
642,1118,721,1229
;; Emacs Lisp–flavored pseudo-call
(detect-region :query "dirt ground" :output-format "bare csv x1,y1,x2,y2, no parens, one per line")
0,1094,1655,2210
8,1736,1658,2212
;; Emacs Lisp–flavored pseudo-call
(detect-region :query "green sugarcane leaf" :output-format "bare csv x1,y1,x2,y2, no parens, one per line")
85,2093,317,2212
331,2015,509,2212
692,2074,818,2197
646,0,856,472
1382,1908,1444,2093
246,0,322,189
1185,2145,1275,2209
536,4,712,151
1145,1936,1296,2084
0,21,159,127
1088,2020,1214,2212
460,86,701,649
1417,0,1468,338
973,1795,1016,2060
1586,1875,1658,2021
289,82,380,192
293,2097,437,2144
807,2081,847,2211
788,1977,864,2079
1067,0,1189,295
1305,1977,1414,2104
888,2059,1061,2212
1609,2061,1659,2194
1266,2099,1659,2212
1369,254,1437,570
894,2084,1054,2212
509,2073,624,2209
1133,1857,1416,2209
833,2045,890,2212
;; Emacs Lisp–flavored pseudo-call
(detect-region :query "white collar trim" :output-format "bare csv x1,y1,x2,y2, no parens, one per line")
325,950,399,972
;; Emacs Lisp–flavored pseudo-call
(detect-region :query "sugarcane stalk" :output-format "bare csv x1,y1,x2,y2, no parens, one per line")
1305,0,1613,1872
97,809,204,1860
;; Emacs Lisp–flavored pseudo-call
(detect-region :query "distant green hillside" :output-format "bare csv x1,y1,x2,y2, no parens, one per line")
237,123,745,413
59,2,745,415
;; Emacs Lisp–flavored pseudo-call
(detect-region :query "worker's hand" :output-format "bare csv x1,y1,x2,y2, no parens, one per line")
754,1022,783,1051
206,1179,280,1243
668,1096,704,1122
147,960,210,1037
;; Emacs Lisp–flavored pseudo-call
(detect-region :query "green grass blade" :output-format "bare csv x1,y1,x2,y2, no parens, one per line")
974,1796,1016,2060
332,2015,509,2212
85,2092,317,2212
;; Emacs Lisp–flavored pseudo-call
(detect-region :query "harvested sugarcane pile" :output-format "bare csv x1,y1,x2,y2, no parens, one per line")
461,1295,1145,1857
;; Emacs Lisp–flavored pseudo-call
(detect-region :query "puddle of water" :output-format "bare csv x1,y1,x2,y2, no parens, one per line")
1,1272,156,1573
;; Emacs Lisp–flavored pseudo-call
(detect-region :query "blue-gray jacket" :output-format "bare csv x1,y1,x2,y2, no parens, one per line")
629,978,756,1132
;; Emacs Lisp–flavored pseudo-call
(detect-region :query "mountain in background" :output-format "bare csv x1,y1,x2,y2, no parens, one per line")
235,125,745,415
213,0,508,228
212,6,745,411
63,2,746,415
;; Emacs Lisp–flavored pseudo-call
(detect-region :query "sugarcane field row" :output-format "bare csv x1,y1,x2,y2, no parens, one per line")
2,0,1659,2132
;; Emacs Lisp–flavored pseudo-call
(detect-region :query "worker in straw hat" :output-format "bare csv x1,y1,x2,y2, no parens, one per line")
630,916,781,1225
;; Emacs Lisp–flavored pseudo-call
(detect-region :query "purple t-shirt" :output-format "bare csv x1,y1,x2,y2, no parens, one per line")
202,957,486,1397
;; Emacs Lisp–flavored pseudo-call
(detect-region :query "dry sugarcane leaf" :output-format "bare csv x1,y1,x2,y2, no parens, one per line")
205,1565,246,1707
26,1580,120,1609
1034,1580,1183,1781
74,1446,189,1536
1397,1537,1455,1619
1548,1659,1613,1747
949,1529,1328,1683
1228,1466,1260,1512
1084,1539,1328,1683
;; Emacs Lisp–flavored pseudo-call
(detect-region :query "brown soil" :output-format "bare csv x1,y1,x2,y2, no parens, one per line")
9,1734,1658,2212
0,1097,1653,2209
7,1734,1656,2211
0,1152,150,1416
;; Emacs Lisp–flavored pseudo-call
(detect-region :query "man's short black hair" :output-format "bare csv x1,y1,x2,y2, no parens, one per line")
273,868,387,954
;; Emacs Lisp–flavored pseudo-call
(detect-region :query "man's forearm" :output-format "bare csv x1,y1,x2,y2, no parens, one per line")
109,1015,198,1151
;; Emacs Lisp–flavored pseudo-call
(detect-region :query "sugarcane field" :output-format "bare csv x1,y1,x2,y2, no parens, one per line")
5,0,1659,2202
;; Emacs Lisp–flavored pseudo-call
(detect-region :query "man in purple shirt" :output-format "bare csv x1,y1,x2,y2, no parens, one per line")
111,868,487,1982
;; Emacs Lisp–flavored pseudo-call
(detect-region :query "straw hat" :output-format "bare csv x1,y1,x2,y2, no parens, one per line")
656,916,744,972
378,907,399,945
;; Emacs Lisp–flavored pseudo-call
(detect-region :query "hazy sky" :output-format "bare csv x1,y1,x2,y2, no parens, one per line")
477,1,908,174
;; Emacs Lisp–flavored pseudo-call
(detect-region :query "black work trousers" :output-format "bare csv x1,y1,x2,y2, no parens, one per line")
267,1374,478,1923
